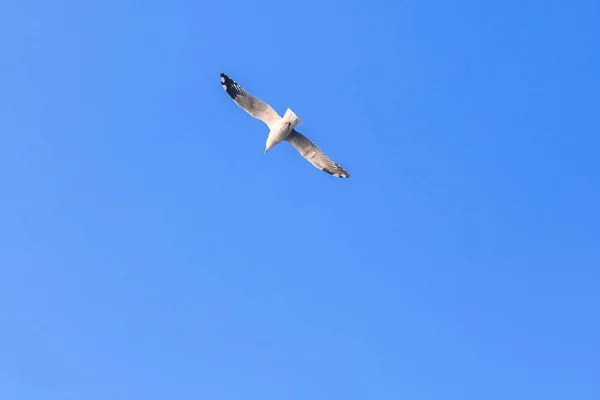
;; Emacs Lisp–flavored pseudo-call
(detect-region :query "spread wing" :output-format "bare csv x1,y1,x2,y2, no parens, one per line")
285,129,350,178
220,73,281,129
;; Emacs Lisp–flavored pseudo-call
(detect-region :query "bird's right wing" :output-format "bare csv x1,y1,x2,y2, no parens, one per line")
285,129,350,178
220,73,281,129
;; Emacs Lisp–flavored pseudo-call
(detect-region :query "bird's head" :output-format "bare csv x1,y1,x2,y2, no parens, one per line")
265,139,275,154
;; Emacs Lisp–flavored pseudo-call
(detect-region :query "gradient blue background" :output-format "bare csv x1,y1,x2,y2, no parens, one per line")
1,1,599,399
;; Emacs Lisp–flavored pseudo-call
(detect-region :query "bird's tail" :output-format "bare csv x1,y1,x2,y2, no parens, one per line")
282,108,303,128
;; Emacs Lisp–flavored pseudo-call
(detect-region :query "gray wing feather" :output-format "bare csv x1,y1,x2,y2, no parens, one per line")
220,73,280,129
285,129,350,178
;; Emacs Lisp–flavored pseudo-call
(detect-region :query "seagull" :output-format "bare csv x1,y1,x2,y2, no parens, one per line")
220,73,350,178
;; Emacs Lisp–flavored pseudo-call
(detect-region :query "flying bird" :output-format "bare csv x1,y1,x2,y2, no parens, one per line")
219,73,350,178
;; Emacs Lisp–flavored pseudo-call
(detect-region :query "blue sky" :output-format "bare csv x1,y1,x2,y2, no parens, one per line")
1,0,599,399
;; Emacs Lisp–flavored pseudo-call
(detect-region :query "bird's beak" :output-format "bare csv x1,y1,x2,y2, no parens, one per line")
264,149,268,155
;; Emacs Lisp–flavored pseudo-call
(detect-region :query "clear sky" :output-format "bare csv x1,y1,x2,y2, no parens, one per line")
1,0,599,399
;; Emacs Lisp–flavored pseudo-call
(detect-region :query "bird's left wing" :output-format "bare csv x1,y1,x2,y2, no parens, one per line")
220,73,281,129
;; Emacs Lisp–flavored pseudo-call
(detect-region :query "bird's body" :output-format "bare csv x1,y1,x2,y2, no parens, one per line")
265,108,302,153
219,73,350,178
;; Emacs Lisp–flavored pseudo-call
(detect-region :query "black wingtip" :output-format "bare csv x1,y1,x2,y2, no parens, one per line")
219,73,243,100
322,165,351,178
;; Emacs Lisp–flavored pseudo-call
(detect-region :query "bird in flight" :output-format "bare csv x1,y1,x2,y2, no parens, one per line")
220,73,350,178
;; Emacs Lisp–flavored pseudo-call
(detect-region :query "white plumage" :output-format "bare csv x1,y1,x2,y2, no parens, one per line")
220,73,350,178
